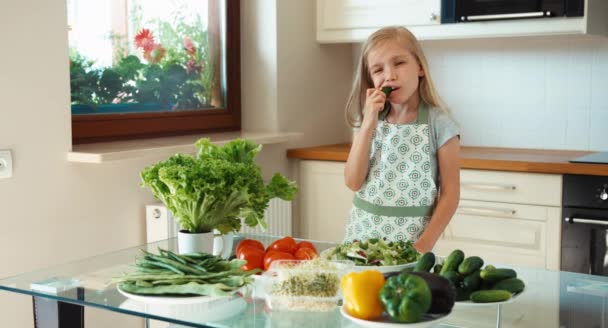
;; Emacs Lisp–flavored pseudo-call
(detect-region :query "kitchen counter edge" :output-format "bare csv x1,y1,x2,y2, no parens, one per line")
286,144,608,176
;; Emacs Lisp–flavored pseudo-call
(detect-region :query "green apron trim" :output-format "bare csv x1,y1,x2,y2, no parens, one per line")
416,102,429,124
380,101,429,124
353,196,434,217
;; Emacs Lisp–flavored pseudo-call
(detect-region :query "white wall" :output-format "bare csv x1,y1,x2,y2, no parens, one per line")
352,35,608,151
423,36,608,151
0,1,353,327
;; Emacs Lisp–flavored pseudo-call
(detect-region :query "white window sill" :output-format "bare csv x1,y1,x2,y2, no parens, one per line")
67,131,303,163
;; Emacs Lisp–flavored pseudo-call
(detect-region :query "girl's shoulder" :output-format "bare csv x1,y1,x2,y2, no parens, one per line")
428,107,459,128
427,107,460,148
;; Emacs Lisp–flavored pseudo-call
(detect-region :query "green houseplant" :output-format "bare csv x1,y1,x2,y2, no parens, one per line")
140,138,298,254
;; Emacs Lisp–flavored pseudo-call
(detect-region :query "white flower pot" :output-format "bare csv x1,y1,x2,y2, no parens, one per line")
177,230,234,258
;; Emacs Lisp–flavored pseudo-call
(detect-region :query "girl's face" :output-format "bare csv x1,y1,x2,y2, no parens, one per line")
366,40,424,106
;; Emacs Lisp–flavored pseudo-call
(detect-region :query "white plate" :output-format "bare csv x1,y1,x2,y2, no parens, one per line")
119,297,247,324
340,305,451,328
117,285,228,305
321,248,417,274
353,262,417,274
455,287,526,307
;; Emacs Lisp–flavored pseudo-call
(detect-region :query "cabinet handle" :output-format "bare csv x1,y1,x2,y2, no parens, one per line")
565,217,608,226
458,206,517,216
464,11,548,21
462,183,517,191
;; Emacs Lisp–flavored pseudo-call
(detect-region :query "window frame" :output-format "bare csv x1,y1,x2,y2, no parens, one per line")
71,0,241,144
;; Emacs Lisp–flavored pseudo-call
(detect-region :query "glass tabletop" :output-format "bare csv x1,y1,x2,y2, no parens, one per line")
1,234,608,328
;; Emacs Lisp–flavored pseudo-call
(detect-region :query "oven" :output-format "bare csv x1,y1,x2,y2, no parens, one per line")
561,174,608,275
560,173,608,327
441,0,585,23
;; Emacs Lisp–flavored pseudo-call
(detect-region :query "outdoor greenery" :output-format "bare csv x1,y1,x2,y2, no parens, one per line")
70,15,214,111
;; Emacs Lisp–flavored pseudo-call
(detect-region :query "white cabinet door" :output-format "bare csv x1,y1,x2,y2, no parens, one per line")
460,169,562,207
317,0,440,42
298,161,353,243
434,199,561,270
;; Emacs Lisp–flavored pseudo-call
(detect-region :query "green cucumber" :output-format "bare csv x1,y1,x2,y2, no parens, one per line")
414,252,436,272
492,278,525,294
440,270,461,288
440,250,465,275
462,269,482,292
470,290,512,303
433,264,443,274
458,256,484,275
480,268,517,283
378,87,393,120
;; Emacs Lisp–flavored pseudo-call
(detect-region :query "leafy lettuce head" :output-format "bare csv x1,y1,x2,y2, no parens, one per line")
141,138,298,234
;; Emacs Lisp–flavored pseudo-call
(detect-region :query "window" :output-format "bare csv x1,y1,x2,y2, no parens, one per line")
68,0,240,144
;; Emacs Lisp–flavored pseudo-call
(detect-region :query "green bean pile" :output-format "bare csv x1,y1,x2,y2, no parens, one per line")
114,248,258,297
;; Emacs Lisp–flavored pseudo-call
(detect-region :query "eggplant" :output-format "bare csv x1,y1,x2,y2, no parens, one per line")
409,271,456,314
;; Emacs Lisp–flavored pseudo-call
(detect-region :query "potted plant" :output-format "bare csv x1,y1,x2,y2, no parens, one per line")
140,138,298,255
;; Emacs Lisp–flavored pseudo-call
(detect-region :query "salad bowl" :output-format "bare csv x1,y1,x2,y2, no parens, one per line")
321,238,419,273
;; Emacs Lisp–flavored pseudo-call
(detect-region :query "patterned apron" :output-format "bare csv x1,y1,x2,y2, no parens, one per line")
344,104,438,242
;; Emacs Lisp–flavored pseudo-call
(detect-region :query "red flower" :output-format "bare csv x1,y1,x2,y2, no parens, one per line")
144,44,166,64
186,59,201,74
135,28,155,52
183,37,196,56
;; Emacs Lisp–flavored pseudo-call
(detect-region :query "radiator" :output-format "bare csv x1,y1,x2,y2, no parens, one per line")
145,199,293,243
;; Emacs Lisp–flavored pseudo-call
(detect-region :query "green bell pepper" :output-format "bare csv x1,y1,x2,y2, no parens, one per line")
379,273,432,323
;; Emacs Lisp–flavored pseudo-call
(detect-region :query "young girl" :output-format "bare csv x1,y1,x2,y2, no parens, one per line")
344,26,460,254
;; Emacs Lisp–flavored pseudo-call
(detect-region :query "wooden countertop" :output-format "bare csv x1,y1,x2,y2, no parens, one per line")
287,144,608,176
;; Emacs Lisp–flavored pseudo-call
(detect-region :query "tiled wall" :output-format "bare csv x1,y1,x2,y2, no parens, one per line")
422,36,608,151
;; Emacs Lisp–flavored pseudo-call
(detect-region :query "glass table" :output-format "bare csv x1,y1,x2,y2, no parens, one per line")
1,234,608,328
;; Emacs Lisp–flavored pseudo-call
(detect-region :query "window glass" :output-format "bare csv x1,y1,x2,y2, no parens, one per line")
68,0,225,115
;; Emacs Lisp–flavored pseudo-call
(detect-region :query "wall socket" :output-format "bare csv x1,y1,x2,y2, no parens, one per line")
0,150,13,179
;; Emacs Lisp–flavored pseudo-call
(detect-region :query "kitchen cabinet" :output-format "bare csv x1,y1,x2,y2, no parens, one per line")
297,160,354,243
296,161,562,270
317,0,440,43
316,0,608,42
434,170,562,270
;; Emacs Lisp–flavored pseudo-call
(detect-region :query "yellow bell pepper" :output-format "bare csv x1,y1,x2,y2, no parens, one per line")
341,270,386,320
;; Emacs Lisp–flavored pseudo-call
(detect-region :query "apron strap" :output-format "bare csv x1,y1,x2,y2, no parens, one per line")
416,102,429,124
353,196,434,217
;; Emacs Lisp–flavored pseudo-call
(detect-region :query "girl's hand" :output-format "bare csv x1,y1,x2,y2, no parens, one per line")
361,88,387,130
414,238,432,254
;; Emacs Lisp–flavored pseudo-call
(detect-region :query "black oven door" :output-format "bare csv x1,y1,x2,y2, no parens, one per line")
561,207,608,276
441,0,584,23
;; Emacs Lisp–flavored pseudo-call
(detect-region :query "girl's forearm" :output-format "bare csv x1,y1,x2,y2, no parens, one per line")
344,126,374,191
416,191,460,253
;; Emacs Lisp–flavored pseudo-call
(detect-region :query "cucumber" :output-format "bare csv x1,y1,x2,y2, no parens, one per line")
440,250,465,275
480,268,517,283
462,269,482,292
440,270,461,288
378,87,393,120
470,290,512,303
433,264,443,274
458,256,484,275
456,287,471,302
492,278,525,294
414,252,436,272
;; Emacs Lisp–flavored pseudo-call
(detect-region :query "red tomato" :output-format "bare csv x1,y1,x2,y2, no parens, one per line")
294,247,318,260
263,250,295,270
295,241,317,253
267,236,297,254
236,239,265,257
237,246,265,271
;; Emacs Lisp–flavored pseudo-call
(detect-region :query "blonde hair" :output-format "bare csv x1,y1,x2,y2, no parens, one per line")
345,26,448,128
